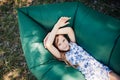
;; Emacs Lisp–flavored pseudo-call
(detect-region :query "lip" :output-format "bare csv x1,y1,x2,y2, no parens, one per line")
64,45,67,50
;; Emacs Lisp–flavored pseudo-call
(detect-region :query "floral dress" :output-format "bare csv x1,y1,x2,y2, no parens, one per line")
65,42,111,80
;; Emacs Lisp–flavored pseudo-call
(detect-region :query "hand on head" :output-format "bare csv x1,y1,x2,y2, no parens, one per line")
55,17,71,28
43,17,71,49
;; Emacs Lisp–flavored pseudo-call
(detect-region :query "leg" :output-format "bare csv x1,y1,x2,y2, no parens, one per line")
109,71,120,80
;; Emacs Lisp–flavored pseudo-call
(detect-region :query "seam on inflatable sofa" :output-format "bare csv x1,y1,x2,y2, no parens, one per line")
40,66,53,80
30,65,53,80
30,59,55,79
30,59,56,69
18,8,49,32
73,2,91,28
108,33,120,65
72,2,79,28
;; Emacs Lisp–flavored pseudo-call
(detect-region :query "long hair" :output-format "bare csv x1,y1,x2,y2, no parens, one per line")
53,34,79,68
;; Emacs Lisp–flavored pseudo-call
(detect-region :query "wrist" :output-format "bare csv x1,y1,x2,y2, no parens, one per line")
54,24,61,29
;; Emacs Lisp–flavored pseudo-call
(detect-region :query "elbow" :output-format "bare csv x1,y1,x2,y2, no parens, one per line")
68,27,73,31
73,39,76,43
46,42,52,48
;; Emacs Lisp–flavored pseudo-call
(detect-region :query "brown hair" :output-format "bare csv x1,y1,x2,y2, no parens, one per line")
53,34,79,68
53,34,70,51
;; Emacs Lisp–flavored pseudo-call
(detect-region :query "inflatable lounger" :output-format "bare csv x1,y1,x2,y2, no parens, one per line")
17,2,120,80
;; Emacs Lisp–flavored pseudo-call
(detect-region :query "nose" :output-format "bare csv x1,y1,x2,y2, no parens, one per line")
62,42,66,48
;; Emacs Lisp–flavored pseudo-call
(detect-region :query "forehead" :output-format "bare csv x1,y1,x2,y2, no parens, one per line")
55,35,64,44
58,35,64,39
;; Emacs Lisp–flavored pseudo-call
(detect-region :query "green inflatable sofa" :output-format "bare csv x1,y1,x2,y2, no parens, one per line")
17,2,120,80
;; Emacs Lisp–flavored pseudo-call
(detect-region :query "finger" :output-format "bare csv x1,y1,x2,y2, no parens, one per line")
44,37,47,42
43,43,46,48
44,45,47,48
43,42,47,48
65,22,70,25
64,17,71,19
58,17,70,23
68,17,71,19
63,17,67,19
62,16,70,18
60,17,70,20
65,18,70,23
65,17,71,21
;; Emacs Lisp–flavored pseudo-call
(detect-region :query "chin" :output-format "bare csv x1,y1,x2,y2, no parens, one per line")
64,48,69,51
60,46,70,52
60,49,69,52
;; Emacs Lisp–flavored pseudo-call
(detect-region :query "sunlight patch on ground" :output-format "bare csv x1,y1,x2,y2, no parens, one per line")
0,0,7,6
0,49,5,67
0,0,33,6
3,69,20,80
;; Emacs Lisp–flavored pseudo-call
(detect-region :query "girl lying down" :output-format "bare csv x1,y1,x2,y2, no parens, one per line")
43,17,120,80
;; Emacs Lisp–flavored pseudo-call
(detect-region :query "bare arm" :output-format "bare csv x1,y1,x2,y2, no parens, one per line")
56,27,76,43
44,32,61,59
45,17,71,59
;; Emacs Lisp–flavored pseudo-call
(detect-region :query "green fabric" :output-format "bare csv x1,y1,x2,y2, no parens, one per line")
110,36,120,75
74,2,120,66
17,2,120,80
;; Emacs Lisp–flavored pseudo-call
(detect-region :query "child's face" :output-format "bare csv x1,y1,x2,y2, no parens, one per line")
55,35,70,51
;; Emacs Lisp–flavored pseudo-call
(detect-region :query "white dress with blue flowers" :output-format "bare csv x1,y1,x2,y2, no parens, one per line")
65,42,111,80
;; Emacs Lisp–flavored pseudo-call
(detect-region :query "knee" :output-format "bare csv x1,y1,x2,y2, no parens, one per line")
109,71,120,80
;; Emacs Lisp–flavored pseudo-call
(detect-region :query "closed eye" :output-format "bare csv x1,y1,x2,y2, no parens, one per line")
58,43,61,46
63,39,65,42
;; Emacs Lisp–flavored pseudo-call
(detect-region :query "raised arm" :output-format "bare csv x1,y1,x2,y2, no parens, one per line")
56,27,76,43
45,17,71,59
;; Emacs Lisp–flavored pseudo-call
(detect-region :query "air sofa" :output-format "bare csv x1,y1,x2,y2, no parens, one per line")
17,2,120,80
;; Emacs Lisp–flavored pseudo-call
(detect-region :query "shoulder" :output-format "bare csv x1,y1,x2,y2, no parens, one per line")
69,42,83,50
69,41,77,46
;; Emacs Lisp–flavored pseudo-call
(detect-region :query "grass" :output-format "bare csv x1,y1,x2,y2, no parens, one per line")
0,0,120,80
